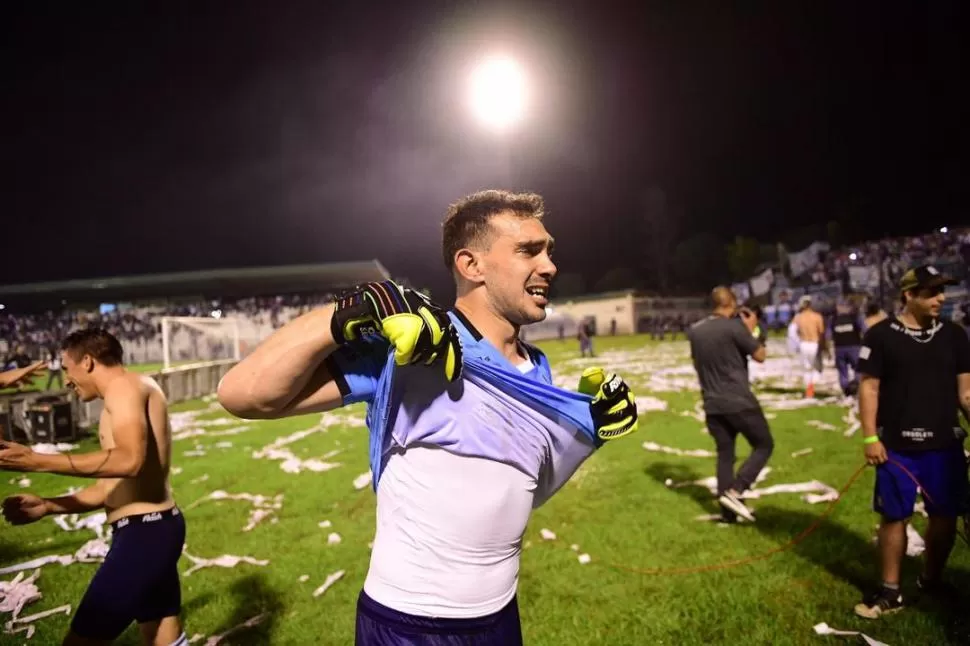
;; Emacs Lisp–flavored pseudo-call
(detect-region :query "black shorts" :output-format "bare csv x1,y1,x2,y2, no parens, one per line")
71,507,186,640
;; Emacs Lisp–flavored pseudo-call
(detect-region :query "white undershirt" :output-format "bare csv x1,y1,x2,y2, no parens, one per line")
363,356,537,618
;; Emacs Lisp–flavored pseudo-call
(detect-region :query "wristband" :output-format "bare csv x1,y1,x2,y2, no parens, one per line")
863,435,880,445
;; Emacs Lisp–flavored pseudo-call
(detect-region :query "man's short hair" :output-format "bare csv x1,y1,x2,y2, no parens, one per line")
61,327,124,367
441,190,545,270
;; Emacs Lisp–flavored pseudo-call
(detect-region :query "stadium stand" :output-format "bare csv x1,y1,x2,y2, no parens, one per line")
0,261,390,367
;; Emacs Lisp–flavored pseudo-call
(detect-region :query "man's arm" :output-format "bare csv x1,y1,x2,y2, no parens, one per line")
0,361,46,388
32,379,148,478
859,375,880,440
736,312,767,363
44,481,106,515
218,304,344,419
958,374,970,423
953,324,970,422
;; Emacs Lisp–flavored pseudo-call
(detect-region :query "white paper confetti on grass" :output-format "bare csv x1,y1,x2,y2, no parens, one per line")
642,441,716,458
842,405,861,437
7,477,30,487
539,529,556,541
806,420,838,431
665,467,771,492
313,570,345,597
251,415,350,474
635,396,669,413
299,575,309,582
214,441,234,449
327,533,342,545
0,538,109,576
183,450,207,457
791,448,813,458
3,603,72,639
182,550,270,577
871,525,925,557
174,425,251,442
203,612,269,646
0,570,41,617
51,510,107,538
187,490,284,532
190,474,210,484
664,468,838,504
813,622,890,646
318,520,332,529
353,472,373,490
577,554,591,565
30,443,78,455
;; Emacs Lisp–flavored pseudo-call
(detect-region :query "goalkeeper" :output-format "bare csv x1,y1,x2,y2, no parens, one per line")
219,189,639,646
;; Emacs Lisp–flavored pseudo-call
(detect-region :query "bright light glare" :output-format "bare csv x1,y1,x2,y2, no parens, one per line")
849,252,858,261
940,226,948,233
468,56,527,131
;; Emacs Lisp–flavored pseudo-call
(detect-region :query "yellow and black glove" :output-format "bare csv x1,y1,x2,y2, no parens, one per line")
578,367,638,440
330,281,463,382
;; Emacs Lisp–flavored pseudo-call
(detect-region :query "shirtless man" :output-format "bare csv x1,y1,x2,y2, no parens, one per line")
0,328,186,646
793,296,825,397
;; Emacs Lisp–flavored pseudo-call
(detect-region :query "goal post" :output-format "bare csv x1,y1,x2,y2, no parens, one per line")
160,316,242,370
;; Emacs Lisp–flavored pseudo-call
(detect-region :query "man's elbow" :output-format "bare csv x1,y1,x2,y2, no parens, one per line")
751,347,767,363
217,379,280,420
118,452,145,478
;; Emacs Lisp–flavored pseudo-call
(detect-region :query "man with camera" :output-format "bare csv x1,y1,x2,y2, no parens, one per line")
688,286,773,523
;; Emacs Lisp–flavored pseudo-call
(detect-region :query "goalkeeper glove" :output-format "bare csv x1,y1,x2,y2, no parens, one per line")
330,281,463,382
578,367,638,440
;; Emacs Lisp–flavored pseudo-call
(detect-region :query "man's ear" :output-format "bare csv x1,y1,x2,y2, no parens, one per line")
454,249,485,284
83,355,96,373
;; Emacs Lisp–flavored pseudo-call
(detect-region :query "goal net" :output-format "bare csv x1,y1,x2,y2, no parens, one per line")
160,316,247,370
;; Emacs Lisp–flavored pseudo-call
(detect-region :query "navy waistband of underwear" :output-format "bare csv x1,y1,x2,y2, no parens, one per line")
110,506,181,532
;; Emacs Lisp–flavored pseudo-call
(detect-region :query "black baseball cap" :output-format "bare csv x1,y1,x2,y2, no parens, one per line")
898,264,958,292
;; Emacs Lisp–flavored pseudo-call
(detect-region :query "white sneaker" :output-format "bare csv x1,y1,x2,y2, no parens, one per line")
718,492,756,522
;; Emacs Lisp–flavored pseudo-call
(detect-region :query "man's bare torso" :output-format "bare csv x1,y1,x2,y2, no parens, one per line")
99,374,175,523
794,310,824,343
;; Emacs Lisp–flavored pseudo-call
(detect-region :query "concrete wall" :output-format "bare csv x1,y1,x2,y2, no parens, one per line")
542,292,637,337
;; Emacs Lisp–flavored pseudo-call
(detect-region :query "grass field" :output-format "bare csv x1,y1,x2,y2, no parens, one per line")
2,334,969,645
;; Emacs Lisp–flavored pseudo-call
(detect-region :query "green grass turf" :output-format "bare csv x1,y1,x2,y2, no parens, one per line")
2,335,969,644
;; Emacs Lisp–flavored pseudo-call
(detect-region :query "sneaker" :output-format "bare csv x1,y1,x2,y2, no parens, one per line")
717,504,738,524
717,491,756,522
854,586,904,619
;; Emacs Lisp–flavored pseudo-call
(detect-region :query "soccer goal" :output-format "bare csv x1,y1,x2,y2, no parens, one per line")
159,316,243,370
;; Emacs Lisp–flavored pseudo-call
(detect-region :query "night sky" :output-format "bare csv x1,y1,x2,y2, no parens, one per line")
3,1,966,299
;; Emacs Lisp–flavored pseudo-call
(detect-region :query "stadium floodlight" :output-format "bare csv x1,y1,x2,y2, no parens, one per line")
468,55,528,132
940,226,949,234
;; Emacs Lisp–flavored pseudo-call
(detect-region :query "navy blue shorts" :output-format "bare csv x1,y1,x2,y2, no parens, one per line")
874,448,969,521
71,507,186,640
355,590,523,646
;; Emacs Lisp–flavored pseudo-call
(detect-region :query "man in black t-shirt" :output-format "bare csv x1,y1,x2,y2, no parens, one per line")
853,265,970,619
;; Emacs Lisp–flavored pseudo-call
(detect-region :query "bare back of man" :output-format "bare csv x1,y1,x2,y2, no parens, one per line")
794,304,825,396
794,308,824,343
99,373,175,524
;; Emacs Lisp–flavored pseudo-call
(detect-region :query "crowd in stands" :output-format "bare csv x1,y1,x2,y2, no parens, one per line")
797,227,969,294
1,293,334,367
2,227,968,367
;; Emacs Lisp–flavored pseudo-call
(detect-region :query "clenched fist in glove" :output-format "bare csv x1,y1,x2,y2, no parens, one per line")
330,281,463,382
578,367,639,440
